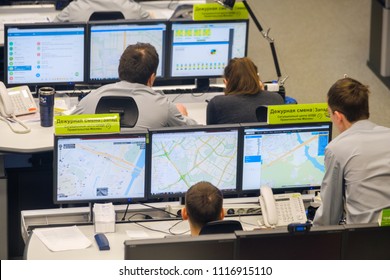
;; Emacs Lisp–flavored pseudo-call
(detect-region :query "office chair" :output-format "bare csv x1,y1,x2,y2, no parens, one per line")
95,96,139,128
88,11,125,21
199,220,243,235
256,105,269,122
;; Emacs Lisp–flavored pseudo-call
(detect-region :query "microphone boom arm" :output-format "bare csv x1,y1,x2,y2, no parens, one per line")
242,1,284,83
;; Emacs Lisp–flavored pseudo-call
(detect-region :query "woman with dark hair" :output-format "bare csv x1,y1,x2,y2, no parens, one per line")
206,57,284,124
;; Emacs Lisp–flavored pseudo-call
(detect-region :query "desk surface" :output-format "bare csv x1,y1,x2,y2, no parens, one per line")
25,215,259,260
0,89,217,153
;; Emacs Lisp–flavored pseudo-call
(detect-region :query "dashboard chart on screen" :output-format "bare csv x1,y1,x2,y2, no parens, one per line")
169,19,248,80
54,132,147,204
149,125,240,197
4,22,86,87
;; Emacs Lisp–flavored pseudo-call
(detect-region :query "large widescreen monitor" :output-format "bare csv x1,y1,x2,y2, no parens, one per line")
241,122,332,194
168,19,248,84
148,125,240,198
54,132,147,204
4,22,86,87
88,20,167,84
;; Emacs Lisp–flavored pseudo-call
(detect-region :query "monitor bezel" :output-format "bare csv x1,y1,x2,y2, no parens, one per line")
147,124,242,199
124,233,237,260
53,131,148,205
239,121,333,195
4,22,87,88
86,19,169,85
166,18,249,80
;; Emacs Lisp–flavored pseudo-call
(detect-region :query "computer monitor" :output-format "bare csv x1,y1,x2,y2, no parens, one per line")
343,223,390,259
235,225,344,260
124,233,237,260
148,125,240,198
88,20,167,84
241,122,332,194
168,19,249,88
4,22,86,87
53,132,147,204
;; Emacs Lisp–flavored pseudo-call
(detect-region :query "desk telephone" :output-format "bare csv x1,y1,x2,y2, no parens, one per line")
0,81,36,133
259,186,307,228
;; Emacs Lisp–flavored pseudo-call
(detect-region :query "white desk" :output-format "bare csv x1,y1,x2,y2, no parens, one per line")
24,215,259,260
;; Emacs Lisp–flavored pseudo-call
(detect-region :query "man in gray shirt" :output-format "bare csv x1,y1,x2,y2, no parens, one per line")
313,77,390,226
53,0,150,22
72,43,197,129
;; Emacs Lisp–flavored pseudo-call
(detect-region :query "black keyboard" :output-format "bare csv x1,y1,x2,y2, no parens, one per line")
162,86,224,95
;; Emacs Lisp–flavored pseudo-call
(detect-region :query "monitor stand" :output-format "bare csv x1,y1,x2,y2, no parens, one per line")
89,203,94,223
195,78,210,91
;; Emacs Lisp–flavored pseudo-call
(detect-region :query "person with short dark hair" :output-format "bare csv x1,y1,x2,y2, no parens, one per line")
206,57,284,124
72,43,197,128
313,77,390,226
182,181,224,236
53,0,150,22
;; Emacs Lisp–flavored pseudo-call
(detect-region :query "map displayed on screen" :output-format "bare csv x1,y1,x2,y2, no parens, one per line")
242,124,330,191
150,129,238,195
89,22,166,81
56,135,146,202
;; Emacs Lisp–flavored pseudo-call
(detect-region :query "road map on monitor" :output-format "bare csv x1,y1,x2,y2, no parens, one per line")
56,135,146,202
151,129,238,195
242,125,330,191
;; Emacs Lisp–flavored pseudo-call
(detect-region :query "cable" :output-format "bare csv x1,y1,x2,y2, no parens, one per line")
168,220,190,235
127,212,153,221
133,221,171,235
139,202,181,218
121,203,130,221
0,115,31,134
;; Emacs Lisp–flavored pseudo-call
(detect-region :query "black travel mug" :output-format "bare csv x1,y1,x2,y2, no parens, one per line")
39,87,55,127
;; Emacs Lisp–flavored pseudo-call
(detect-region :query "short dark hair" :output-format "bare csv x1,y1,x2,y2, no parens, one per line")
118,42,159,85
185,181,223,229
327,77,370,122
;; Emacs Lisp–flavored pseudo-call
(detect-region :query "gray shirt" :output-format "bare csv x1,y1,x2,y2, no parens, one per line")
53,0,150,22
72,81,197,129
314,120,390,226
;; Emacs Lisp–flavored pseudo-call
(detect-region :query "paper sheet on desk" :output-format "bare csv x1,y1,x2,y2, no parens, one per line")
33,226,92,252
126,230,159,239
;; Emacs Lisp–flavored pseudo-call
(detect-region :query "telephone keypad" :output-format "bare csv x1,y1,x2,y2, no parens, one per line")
275,194,307,226
10,95,26,114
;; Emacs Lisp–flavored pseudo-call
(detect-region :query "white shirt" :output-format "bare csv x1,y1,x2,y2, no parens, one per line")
53,0,150,22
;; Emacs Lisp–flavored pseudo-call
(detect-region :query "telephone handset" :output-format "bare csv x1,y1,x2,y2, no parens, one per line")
259,186,307,228
0,81,36,133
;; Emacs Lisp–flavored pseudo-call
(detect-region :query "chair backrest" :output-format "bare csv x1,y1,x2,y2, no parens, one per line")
95,96,139,128
199,220,243,235
256,105,269,122
89,11,125,21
